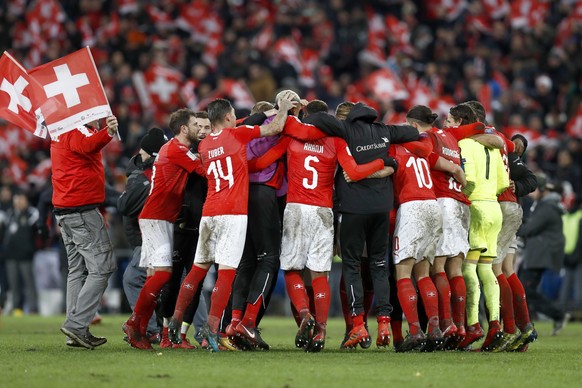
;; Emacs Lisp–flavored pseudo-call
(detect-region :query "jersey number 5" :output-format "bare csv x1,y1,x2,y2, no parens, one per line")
303,155,319,190
207,156,234,192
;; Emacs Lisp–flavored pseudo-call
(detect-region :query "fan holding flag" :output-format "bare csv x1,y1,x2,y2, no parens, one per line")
0,47,120,349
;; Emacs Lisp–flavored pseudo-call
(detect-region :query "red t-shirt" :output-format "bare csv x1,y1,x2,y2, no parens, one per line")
427,128,471,205
140,138,204,222
199,125,262,216
496,132,516,203
286,137,383,208
249,135,383,208
390,144,436,206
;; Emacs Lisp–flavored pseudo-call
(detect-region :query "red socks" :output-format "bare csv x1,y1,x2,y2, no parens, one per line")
208,269,237,332
312,276,330,327
417,276,440,330
242,296,263,328
174,266,208,323
132,271,171,331
285,270,309,315
390,319,404,344
397,278,420,335
433,272,452,323
497,274,517,334
449,275,466,327
507,273,531,330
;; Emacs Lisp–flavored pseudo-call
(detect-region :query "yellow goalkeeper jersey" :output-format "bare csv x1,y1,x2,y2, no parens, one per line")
458,138,509,201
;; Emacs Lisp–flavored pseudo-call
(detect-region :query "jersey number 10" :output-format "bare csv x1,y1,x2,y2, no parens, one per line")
406,156,433,189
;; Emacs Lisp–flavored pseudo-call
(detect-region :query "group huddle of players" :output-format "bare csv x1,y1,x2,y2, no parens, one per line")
120,90,538,353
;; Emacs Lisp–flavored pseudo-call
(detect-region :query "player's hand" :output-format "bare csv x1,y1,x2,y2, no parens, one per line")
452,165,467,187
509,179,516,193
278,98,294,112
343,170,353,183
106,115,119,136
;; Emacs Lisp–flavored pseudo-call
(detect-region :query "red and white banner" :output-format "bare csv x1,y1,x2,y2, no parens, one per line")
566,103,582,139
365,68,409,102
29,47,112,139
0,51,48,138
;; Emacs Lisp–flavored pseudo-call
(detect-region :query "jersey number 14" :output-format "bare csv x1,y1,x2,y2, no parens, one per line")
207,157,234,192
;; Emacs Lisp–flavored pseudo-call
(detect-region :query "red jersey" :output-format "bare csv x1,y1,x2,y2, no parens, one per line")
249,136,383,208
495,129,516,203
199,125,261,216
140,138,205,222
390,144,436,206
427,128,471,205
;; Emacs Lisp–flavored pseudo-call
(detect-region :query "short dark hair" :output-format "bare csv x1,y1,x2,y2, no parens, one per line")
463,100,486,122
305,100,328,117
449,104,478,125
169,108,195,135
251,101,274,115
335,101,355,120
406,105,438,125
207,98,233,125
194,111,209,119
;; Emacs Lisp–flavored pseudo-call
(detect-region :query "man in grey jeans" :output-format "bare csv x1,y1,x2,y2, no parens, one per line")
51,116,119,349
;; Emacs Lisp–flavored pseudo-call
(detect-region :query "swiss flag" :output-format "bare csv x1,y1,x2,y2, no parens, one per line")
0,51,48,138
365,68,409,102
132,62,183,110
29,47,111,140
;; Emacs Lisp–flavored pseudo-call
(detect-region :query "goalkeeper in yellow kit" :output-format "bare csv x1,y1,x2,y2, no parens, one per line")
445,104,510,352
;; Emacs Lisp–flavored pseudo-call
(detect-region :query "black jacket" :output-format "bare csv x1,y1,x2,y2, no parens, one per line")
175,142,207,235
518,192,565,271
508,152,537,197
117,154,154,247
3,206,39,261
304,103,419,213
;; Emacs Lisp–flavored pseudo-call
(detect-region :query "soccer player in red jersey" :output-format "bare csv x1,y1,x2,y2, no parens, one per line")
389,133,445,352
123,108,206,350
167,97,293,351
247,108,390,352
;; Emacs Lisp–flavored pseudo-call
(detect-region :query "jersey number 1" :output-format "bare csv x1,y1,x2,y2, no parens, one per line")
207,156,234,192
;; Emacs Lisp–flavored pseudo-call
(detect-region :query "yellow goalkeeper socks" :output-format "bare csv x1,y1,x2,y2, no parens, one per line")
477,262,500,322
462,261,480,326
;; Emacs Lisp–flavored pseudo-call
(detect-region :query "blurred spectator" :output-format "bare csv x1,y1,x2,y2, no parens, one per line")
3,191,39,315
560,199,582,318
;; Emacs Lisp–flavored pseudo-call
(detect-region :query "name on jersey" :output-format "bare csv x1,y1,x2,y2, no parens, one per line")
355,142,387,152
304,143,324,154
208,146,224,159
441,147,460,159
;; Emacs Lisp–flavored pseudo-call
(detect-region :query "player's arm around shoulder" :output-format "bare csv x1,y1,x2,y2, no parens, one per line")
259,99,293,137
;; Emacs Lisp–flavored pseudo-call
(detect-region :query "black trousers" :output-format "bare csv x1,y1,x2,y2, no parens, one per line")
340,212,392,317
159,230,202,324
519,267,564,321
232,185,281,321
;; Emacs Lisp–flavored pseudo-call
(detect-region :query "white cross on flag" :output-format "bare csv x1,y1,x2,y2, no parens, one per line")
29,47,111,139
0,51,48,138
366,68,409,102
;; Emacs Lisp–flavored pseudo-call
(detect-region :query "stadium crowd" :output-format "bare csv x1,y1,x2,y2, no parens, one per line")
0,0,581,351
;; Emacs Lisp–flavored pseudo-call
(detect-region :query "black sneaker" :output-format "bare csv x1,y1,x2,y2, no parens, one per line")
306,324,326,353
295,313,315,349
167,318,182,345
200,323,220,352
397,331,426,352
66,337,84,348
87,331,107,347
360,324,372,349
235,323,270,350
421,327,444,352
61,327,95,350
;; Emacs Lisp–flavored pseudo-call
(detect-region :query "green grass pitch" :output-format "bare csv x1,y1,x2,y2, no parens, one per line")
1,315,581,387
